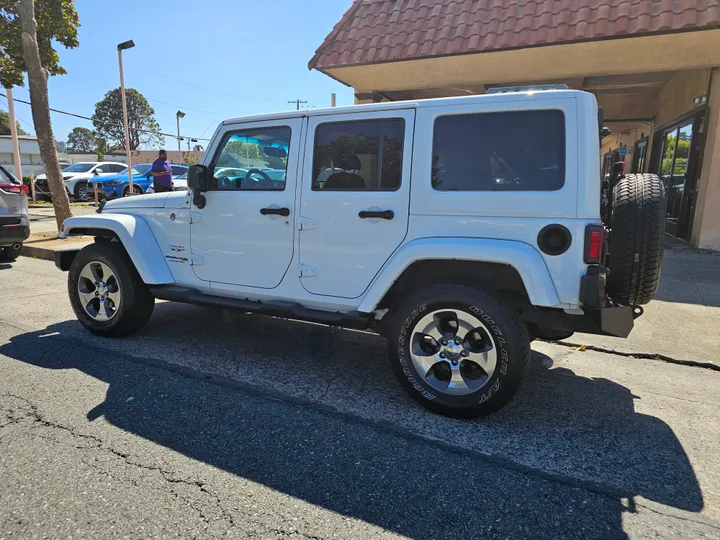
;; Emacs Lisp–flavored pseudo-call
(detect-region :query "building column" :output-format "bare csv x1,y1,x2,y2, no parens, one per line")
691,68,720,250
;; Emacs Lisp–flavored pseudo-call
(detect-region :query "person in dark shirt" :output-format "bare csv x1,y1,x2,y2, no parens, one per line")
150,149,172,192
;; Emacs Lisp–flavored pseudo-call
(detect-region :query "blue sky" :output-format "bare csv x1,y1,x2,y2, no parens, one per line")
1,0,355,149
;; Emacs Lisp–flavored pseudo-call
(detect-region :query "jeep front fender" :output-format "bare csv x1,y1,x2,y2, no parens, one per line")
358,238,561,313
60,214,174,285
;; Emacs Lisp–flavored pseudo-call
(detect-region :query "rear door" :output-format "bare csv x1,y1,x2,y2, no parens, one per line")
298,109,414,298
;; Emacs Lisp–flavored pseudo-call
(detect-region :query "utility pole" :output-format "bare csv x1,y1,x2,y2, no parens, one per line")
288,99,307,111
5,87,23,183
331,93,336,108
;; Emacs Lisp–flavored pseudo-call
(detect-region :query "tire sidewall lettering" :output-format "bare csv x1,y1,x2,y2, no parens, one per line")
397,303,510,404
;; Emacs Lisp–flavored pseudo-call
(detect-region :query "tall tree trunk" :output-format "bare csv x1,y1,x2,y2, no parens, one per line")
17,0,72,232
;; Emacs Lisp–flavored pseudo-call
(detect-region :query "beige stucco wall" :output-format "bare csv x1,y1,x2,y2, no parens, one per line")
654,69,711,127
691,69,720,250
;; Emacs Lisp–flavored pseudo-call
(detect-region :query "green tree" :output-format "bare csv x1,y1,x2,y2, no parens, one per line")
192,144,204,152
1,0,80,230
66,126,96,152
0,109,28,135
92,88,162,151
183,153,199,166
0,0,79,88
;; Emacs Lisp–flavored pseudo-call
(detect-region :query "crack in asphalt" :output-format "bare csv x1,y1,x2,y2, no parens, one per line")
1,392,334,539
1,392,236,533
547,340,720,371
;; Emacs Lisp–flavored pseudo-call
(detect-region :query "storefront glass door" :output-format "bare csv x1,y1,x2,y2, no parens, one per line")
659,122,693,238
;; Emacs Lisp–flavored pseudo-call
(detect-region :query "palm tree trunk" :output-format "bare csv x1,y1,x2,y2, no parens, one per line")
17,0,72,232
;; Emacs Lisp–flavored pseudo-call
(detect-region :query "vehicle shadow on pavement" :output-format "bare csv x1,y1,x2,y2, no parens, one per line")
0,311,705,539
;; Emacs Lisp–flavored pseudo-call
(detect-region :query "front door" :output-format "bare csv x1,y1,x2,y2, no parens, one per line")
298,109,414,298
190,119,301,288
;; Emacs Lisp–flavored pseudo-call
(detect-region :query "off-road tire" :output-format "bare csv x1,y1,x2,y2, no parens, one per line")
68,242,154,337
0,243,22,262
607,173,665,306
73,181,90,202
388,285,530,418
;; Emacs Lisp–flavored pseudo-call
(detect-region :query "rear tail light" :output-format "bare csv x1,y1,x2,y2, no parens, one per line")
0,184,28,196
584,225,605,264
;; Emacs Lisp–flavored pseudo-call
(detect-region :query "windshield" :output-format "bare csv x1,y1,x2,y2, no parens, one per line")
120,164,151,176
177,172,187,179
62,163,95,173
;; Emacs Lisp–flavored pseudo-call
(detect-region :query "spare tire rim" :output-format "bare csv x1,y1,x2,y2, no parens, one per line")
409,309,498,396
77,261,121,321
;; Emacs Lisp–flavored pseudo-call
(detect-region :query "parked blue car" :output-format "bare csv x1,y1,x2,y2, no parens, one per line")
89,163,188,199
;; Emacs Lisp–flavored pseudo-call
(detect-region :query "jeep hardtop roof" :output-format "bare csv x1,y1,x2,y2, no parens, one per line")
222,88,591,127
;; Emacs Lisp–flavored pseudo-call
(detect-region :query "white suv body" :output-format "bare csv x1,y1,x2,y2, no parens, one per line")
35,161,126,201
56,89,664,417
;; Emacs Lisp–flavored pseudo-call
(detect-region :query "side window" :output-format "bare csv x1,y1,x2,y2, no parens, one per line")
105,164,121,173
171,166,186,176
432,110,566,192
312,118,404,191
210,126,291,191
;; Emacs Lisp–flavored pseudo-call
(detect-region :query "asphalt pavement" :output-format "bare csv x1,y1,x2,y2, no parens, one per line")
1,257,719,539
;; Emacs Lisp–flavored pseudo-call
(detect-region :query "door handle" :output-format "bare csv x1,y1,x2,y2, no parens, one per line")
359,210,394,220
260,207,290,217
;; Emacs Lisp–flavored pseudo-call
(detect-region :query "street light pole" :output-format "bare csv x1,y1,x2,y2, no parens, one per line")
176,110,185,152
117,40,135,195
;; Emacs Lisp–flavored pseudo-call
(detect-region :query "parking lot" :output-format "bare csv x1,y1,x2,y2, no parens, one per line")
1,257,719,539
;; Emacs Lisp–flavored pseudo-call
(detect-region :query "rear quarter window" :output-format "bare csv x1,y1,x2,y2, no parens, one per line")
431,109,566,192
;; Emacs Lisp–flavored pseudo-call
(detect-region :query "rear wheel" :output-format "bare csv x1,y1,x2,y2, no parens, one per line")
607,173,665,306
68,242,154,337
388,285,530,418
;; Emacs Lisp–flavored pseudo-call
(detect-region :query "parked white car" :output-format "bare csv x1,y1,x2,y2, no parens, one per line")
35,161,126,202
146,170,190,194
55,88,665,418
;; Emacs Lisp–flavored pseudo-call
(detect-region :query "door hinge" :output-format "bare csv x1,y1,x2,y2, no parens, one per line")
190,212,204,224
299,264,317,278
191,253,204,266
298,216,316,230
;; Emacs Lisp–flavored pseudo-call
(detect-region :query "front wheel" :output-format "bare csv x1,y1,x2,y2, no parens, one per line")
68,242,155,337
388,285,530,418
74,181,90,202
122,184,143,197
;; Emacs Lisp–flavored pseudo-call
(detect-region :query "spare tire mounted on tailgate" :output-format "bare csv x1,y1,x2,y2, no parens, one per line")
606,173,666,306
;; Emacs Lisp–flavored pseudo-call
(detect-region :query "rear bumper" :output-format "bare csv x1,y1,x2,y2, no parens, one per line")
0,225,30,246
578,265,636,338
525,265,637,338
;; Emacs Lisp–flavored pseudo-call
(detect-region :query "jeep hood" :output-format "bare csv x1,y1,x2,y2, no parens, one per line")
102,191,188,210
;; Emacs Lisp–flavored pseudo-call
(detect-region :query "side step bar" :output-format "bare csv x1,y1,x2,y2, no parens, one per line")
148,285,375,330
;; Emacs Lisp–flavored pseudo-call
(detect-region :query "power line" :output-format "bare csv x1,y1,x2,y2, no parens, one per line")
70,72,249,120
288,99,307,111
0,96,34,132
0,92,212,141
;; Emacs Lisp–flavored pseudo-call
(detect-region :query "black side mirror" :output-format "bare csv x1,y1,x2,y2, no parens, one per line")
188,164,208,209
187,165,209,192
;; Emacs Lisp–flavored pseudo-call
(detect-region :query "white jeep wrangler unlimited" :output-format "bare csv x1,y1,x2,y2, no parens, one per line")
56,88,665,418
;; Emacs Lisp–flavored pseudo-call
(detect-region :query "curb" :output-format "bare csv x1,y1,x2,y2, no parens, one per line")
21,242,90,262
